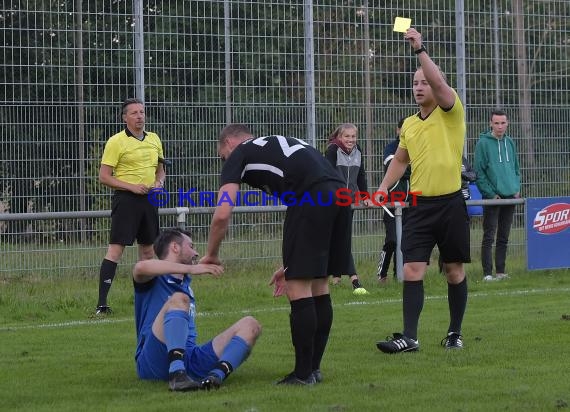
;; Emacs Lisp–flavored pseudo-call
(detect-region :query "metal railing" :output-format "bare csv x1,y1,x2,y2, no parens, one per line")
0,198,526,279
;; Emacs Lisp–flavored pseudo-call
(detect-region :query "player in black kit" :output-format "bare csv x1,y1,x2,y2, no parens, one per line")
200,124,355,385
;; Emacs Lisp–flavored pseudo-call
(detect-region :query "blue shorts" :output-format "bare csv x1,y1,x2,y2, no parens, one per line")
136,333,219,381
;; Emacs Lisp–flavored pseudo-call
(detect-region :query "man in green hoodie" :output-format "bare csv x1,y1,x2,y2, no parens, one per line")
474,109,521,282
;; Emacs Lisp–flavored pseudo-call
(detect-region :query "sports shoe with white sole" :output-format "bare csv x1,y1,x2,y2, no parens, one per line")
441,332,463,350
376,333,419,353
495,273,509,280
483,275,495,282
93,305,113,316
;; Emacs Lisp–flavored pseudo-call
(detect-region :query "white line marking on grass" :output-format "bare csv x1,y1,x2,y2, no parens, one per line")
0,318,133,331
343,286,570,307
2,287,569,332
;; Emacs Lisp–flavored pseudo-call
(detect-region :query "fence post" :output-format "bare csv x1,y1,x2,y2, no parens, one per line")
133,0,145,101
175,207,189,230
395,205,404,281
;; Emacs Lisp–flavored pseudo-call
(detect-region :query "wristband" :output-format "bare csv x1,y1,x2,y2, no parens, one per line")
414,46,427,55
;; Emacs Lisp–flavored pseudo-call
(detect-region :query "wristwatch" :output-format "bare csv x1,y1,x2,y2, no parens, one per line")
414,46,427,55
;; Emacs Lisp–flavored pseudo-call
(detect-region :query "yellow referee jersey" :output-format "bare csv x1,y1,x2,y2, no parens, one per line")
399,93,465,196
101,128,164,186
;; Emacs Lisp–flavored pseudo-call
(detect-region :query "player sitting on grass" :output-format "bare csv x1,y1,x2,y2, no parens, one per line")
132,228,262,391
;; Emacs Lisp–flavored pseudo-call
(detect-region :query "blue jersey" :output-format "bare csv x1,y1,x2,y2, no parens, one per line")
133,274,197,361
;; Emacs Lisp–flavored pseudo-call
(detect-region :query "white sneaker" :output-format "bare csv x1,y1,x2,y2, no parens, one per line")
495,273,509,280
483,275,495,282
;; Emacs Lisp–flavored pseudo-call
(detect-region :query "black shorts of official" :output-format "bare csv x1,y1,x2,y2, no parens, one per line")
282,182,355,280
109,190,159,246
401,190,470,264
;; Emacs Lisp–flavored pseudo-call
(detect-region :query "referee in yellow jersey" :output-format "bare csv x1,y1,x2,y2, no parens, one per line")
95,98,166,315
376,28,470,353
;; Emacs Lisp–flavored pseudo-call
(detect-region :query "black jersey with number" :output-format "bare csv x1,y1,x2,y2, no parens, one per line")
220,135,344,196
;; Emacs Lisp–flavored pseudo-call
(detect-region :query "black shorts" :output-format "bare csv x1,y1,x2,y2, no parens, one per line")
282,182,355,280
109,191,159,246
401,191,470,264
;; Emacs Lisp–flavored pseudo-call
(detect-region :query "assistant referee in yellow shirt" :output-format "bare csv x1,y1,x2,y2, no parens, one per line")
95,98,166,315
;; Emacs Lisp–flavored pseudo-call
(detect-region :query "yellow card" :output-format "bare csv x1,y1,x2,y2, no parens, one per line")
393,17,411,33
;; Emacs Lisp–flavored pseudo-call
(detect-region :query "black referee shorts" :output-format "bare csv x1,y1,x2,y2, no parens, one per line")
401,190,470,264
109,190,159,246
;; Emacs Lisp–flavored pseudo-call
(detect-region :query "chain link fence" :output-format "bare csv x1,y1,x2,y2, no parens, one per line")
1,1,569,277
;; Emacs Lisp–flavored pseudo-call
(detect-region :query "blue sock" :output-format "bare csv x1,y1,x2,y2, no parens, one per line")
210,336,250,380
164,310,190,374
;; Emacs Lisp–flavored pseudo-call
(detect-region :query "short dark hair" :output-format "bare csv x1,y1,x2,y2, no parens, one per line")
153,228,193,259
219,123,252,144
121,98,144,115
490,109,508,119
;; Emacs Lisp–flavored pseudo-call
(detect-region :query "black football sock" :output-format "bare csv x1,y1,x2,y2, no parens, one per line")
97,259,117,307
289,297,316,380
448,277,468,334
312,294,333,372
402,280,424,340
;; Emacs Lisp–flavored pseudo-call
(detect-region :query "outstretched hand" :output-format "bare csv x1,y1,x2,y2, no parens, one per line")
189,263,224,278
269,266,286,297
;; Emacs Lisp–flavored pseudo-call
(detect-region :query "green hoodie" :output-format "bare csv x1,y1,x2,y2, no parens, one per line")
474,131,521,199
